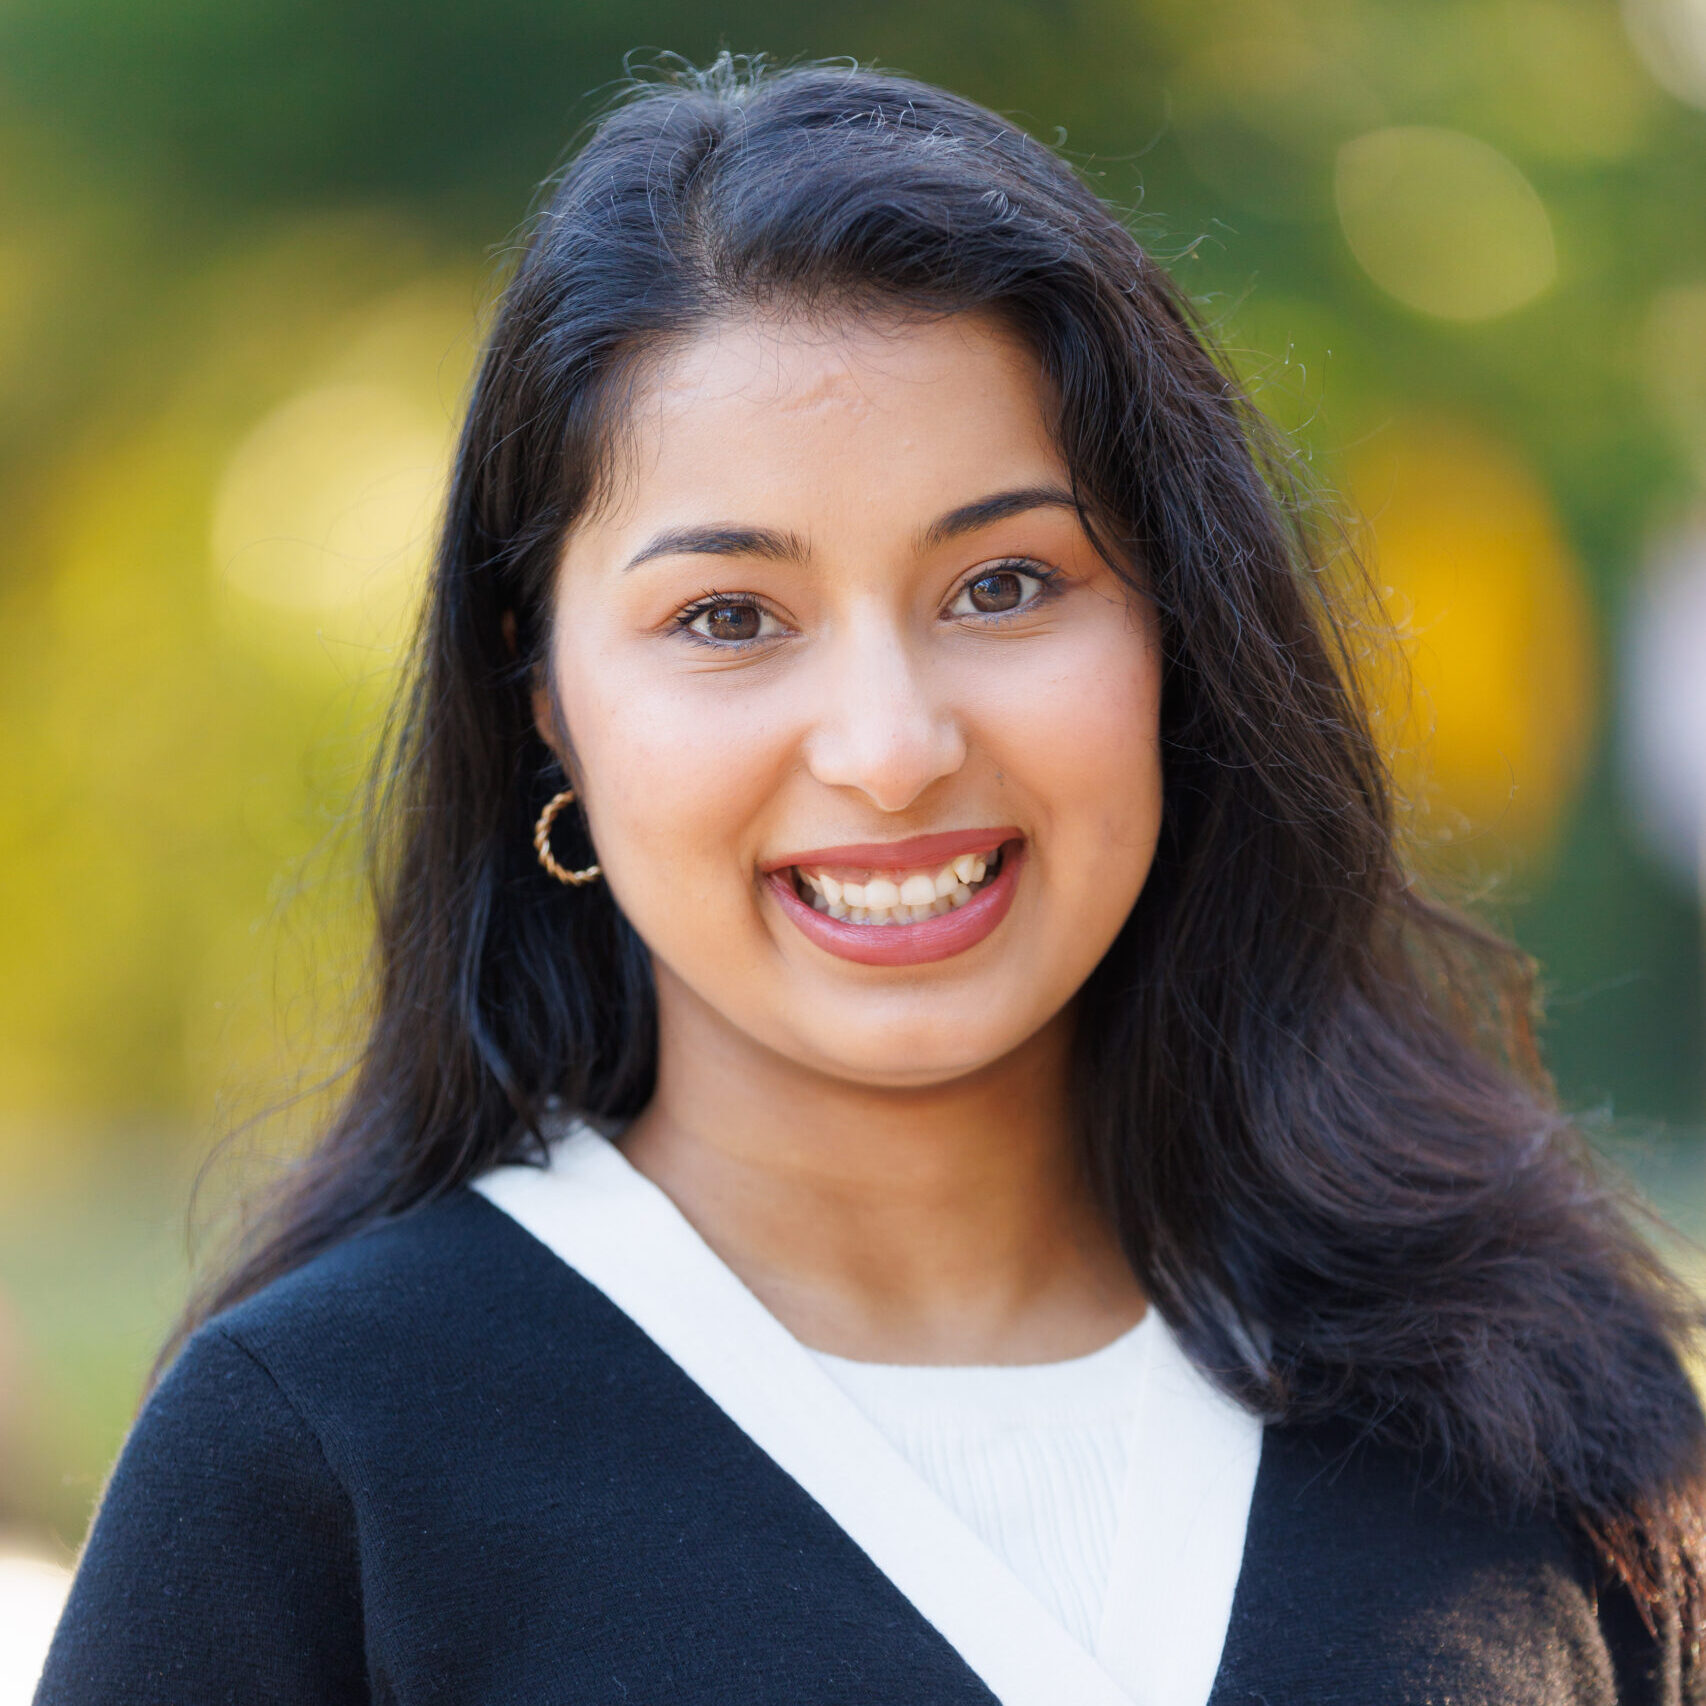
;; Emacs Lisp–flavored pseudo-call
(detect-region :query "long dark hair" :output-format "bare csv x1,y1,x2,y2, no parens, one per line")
175,57,1704,1627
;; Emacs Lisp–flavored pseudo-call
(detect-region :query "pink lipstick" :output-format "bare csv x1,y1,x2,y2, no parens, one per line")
764,835,1025,967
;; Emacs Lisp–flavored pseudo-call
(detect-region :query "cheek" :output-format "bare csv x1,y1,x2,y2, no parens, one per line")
551,628,790,914
981,617,1164,866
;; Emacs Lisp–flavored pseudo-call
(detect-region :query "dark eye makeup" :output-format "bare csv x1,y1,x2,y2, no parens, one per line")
678,593,770,644
952,559,1060,617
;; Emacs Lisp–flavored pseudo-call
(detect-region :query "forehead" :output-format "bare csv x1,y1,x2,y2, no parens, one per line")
593,309,1065,528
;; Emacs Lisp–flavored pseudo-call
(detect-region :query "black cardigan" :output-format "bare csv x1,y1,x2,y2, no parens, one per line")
35,1187,1696,1705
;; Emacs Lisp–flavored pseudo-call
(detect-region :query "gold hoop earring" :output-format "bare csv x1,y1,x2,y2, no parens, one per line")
533,788,602,886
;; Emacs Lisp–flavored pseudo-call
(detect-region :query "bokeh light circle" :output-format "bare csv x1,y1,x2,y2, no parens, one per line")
1348,420,1596,858
1335,127,1557,321
210,380,448,640
1623,0,1706,110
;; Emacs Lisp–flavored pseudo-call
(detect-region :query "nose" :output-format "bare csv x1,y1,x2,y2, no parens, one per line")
802,617,967,812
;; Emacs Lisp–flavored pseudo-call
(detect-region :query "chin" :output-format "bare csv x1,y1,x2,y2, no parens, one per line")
787,1010,1043,1090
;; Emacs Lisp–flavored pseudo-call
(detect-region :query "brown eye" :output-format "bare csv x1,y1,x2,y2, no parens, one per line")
685,598,777,644
703,603,760,641
966,571,1025,613
949,562,1053,622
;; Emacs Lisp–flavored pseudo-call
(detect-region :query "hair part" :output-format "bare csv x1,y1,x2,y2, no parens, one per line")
170,53,1704,1634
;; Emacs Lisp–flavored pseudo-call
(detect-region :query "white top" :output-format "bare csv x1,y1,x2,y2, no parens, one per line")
811,1320,1154,1650
474,1123,1263,1706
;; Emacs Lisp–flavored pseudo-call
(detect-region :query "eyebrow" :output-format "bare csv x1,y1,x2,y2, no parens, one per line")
621,483,1081,573
916,484,1081,552
623,524,808,572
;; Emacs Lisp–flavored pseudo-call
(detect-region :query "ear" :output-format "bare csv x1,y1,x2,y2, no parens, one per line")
531,679,562,763
509,608,564,761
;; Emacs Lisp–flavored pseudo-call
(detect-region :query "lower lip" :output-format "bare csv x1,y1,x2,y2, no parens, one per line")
766,843,1024,967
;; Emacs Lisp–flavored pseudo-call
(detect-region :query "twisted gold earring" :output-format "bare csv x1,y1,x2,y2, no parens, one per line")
533,788,602,886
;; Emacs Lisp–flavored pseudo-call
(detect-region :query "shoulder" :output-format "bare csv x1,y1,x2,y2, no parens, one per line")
42,1189,604,1704
1218,1419,1693,1706
176,1179,680,1484
213,1182,553,1355
117,1183,578,1505
39,1307,371,1701
200,1178,616,1407
1247,1420,1591,1608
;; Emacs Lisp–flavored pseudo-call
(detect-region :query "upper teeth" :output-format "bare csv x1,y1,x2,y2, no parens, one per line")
795,852,995,924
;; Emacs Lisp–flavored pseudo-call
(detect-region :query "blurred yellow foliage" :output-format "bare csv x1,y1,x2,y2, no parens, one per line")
0,228,480,1157
1349,420,1597,859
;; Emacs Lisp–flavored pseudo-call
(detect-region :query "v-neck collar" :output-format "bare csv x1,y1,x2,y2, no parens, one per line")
474,1123,1259,1706
1097,1303,1263,1705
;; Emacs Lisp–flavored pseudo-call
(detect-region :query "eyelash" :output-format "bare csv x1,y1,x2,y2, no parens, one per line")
674,589,775,649
671,559,1061,649
949,558,1061,618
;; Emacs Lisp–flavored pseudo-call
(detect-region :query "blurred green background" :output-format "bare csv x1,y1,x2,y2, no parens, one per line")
3,0,1706,1634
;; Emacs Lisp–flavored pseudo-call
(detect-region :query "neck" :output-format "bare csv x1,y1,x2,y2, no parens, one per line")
620,970,1145,1365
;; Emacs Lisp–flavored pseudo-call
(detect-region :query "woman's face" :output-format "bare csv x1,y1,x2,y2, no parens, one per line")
543,310,1163,1088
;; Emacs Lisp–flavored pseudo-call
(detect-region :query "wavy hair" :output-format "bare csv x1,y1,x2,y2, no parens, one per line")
172,57,1705,1633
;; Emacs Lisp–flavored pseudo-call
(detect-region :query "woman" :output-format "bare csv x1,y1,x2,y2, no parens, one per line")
37,57,1706,1705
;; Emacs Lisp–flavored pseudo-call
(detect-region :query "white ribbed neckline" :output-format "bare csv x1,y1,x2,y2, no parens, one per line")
811,1318,1156,1650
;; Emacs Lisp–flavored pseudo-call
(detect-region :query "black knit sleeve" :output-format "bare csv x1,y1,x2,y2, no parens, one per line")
34,1324,368,1705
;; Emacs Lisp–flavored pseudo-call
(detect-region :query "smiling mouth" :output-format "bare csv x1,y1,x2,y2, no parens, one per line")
790,848,1003,925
